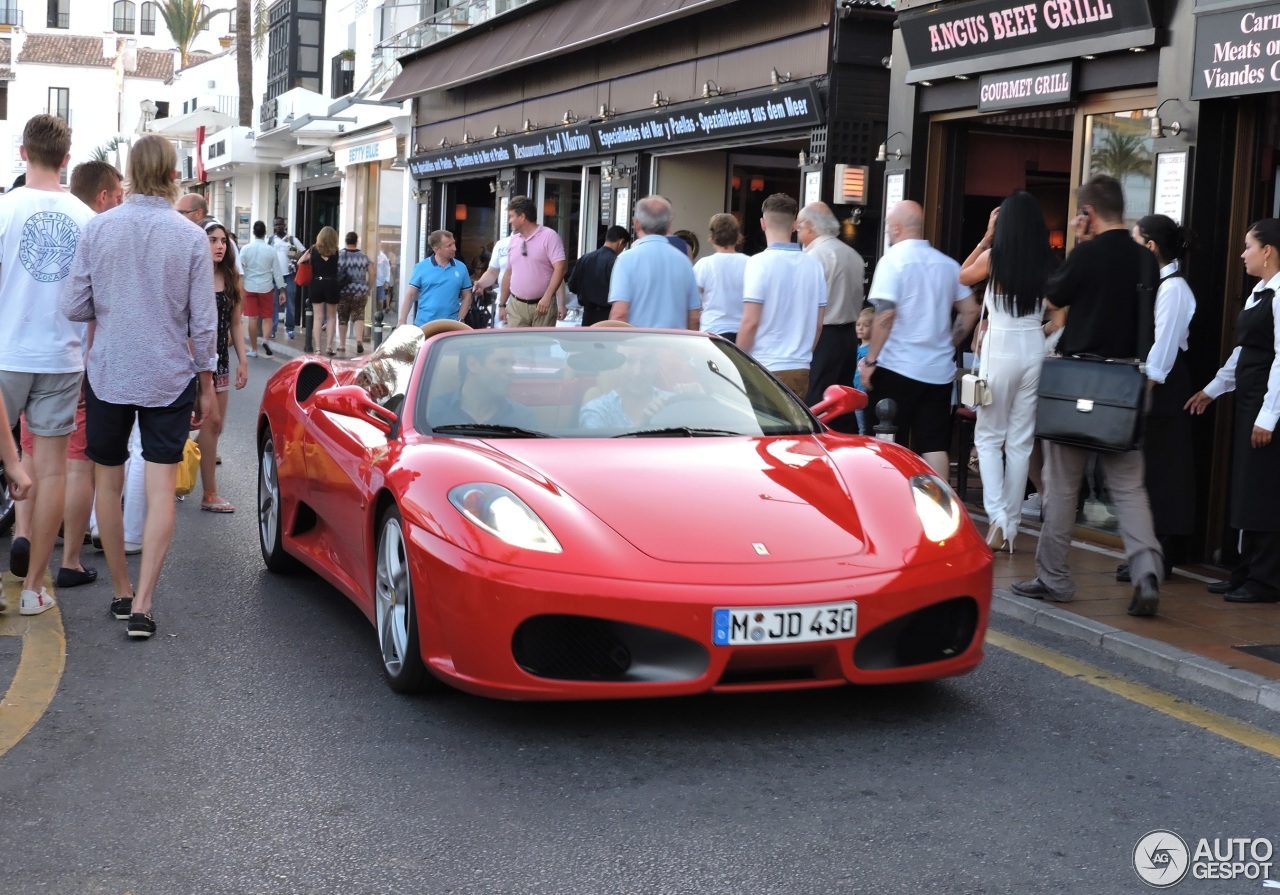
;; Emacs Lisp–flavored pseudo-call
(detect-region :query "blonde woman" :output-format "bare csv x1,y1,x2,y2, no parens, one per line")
198,220,247,513
300,226,341,355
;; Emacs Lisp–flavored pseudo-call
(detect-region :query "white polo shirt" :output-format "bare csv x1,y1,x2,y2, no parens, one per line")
867,238,970,385
742,242,828,371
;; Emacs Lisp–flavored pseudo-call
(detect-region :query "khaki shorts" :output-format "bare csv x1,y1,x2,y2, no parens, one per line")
0,369,82,437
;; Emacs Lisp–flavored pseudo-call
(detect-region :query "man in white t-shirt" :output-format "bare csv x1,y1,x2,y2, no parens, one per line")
471,236,511,328
737,193,827,399
693,213,748,342
0,114,95,616
859,200,979,479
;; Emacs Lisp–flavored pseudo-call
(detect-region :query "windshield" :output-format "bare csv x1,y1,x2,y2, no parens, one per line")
414,330,820,438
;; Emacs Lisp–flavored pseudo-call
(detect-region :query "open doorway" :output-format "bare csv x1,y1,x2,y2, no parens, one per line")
729,154,804,255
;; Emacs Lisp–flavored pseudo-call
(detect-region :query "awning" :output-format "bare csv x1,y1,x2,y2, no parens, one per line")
383,0,733,102
149,107,237,141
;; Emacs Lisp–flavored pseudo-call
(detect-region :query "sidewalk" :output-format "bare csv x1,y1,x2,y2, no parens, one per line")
988,523,1280,709
258,330,1280,708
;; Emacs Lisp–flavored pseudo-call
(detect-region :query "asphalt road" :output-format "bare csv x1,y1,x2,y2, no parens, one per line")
1,354,1278,895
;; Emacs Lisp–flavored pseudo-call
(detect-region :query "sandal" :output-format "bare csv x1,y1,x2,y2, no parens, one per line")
200,498,236,514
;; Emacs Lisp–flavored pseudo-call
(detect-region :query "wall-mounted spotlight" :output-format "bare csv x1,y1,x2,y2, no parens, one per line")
414,142,426,153
562,109,578,125
598,104,615,119
1151,98,1184,139
770,67,791,85
523,118,536,132
702,80,722,98
652,91,670,108
492,125,507,138
875,131,907,163
438,137,451,149
462,131,475,144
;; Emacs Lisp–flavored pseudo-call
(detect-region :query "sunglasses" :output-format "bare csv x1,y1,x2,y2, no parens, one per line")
520,239,527,256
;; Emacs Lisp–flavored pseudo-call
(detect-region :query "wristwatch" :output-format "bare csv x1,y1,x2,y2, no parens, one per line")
863,358,878,367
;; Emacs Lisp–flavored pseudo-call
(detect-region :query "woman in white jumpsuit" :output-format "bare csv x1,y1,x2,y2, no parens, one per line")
959,191,1057,552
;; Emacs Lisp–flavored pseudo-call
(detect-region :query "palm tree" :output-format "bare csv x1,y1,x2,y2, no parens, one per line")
1089,129,1151,188
158,0,227,69
236,1,268,127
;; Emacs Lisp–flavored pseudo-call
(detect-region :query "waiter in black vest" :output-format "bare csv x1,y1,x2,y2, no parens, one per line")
568,226,629,327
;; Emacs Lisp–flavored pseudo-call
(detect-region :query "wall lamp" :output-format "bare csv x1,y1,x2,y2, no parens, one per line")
652,91,670,108
462,131,475,144
770,67,791,85
876,131,907,162
562,109,578,125
492,125,507,138
414,142,426,153
523,118,536,132
438,137,451,149
703,80,722,98
1151,98,1183,139
598,104,615,119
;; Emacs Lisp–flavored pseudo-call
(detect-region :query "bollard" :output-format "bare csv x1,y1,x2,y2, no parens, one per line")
874,398,898,443
372,310,385,349
303,303,314,355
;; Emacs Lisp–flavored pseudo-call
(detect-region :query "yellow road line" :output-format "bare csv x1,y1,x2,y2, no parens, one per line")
0,575,65,758
987,629,1280,760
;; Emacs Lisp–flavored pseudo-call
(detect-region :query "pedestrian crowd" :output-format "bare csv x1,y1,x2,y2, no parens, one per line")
0,115,266,639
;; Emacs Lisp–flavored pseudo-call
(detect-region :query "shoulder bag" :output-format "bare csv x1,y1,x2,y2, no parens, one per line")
960,299,993,407
1032,263,1155,452
294,252,314,287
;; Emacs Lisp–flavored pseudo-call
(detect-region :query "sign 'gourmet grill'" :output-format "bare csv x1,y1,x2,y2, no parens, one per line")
898,0,1156,82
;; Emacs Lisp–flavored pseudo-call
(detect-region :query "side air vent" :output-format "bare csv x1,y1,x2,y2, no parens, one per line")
295,363,332,403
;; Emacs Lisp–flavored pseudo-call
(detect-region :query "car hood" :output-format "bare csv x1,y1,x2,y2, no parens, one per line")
496,438,866,563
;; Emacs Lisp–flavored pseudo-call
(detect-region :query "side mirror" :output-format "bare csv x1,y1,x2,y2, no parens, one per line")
810,384,868,423
312,385,398,435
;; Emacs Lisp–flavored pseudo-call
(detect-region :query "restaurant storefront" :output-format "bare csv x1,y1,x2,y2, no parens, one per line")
886,0,1258,563
386,0,895,271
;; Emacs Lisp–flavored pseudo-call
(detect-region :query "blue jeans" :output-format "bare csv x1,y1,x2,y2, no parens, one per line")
282,274,297,334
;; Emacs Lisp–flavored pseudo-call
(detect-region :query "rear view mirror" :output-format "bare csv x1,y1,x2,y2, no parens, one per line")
810,384,867,423
312,385,399,435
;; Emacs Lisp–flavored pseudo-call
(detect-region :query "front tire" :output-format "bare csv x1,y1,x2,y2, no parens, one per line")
375,505,438,694
258,427,300,573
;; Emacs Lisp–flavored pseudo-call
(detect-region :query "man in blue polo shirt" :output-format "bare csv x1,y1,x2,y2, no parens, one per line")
608,195,700,330
400,229,473,326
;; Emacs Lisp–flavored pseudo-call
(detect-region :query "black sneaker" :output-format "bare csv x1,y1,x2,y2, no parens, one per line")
10,536,29,578
127,612,156,639
261,341,274,356
110,597,133,620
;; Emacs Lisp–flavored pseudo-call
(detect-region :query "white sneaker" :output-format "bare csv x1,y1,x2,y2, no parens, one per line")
20,587,56,616
246,349,259,358
0,589,7,612
1021,494,1042,516
124,542,142,555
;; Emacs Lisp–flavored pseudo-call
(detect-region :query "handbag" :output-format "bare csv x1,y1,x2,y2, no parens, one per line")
175,438,201,497
960,300,993,407
294,255,313,287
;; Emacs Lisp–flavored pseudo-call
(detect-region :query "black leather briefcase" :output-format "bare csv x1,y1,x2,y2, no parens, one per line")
1034,355,1146,453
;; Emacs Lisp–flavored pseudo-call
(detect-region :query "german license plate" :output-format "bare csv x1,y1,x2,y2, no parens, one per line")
712,601,857,646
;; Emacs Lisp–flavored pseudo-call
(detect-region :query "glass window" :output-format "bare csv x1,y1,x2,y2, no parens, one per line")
112,0,135,33
0,2,19,27
140,1,156,35
1082,108,1155,224
48,87,69,124
47,0,69,28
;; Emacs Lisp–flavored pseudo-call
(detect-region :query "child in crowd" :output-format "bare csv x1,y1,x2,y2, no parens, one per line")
852,306,874,434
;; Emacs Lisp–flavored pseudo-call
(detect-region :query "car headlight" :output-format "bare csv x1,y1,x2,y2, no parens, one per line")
448,483,563,553
910,474,961,543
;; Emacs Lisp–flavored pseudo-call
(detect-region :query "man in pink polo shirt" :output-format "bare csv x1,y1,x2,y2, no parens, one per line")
498,195,567,327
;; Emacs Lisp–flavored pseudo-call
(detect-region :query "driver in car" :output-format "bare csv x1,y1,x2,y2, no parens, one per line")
429,343,539,430
579,347,678,429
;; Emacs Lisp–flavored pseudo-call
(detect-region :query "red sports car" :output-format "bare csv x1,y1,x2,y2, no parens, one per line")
256,323,992,699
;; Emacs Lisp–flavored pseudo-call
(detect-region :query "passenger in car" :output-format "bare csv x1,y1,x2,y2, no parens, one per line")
579,347,675,429
428,343,538,430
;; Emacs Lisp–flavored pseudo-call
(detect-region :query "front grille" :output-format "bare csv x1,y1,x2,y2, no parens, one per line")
513,615,708,683
853,597,980,670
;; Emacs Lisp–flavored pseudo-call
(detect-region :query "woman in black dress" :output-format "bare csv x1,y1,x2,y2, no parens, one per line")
1186,217,1280,603
300,226,341,355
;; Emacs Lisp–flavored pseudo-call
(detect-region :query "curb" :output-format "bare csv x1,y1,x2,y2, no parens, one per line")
992,590,1280,713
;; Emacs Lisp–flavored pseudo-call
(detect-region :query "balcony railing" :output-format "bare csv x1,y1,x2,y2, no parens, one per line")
374,0,534,80
0,7,23,27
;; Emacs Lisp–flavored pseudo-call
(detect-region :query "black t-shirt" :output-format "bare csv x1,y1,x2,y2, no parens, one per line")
1046,229,1159,359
